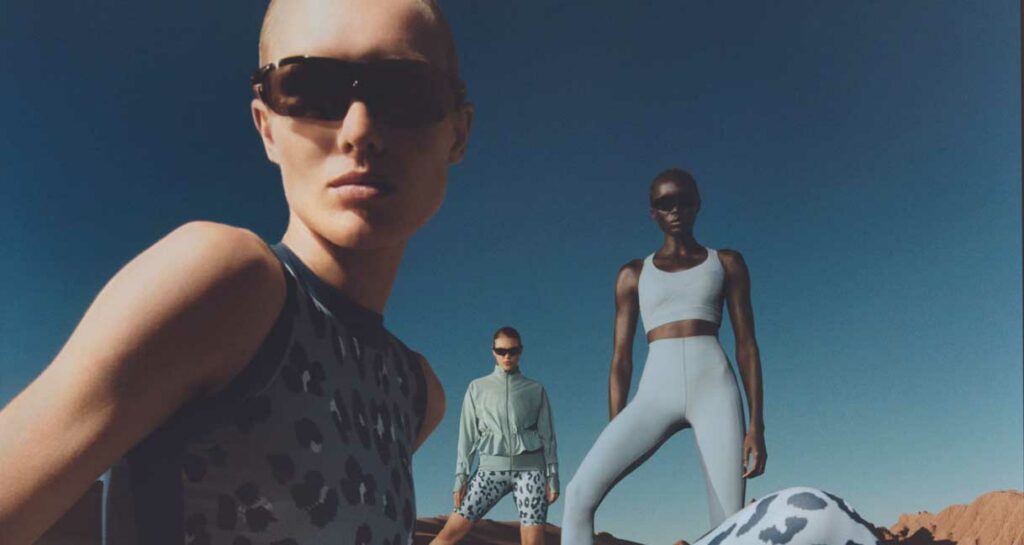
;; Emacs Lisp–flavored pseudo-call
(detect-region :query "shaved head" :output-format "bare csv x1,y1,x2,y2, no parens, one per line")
650,167,700,201
258,0,460,77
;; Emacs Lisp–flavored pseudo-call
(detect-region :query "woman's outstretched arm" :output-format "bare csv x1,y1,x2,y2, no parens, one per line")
0,222,285,545
719,249,767,478
609,260,642,420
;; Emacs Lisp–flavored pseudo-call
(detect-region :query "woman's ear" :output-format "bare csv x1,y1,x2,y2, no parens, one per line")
252,98,280,164
448,103,475,164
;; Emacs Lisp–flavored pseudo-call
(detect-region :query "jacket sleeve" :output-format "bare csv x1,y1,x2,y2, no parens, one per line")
537,387,559,494
453,385,478,492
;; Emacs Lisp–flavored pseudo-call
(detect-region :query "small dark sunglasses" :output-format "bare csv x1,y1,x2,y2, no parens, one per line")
652,194,699,212
251,56,466,128
492,346,523,357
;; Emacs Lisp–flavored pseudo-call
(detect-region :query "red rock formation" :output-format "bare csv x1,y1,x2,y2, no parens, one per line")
887,490,1023,545
414,515,644,545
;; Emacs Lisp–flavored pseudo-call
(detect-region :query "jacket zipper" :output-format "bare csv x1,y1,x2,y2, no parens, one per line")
505,371,512,471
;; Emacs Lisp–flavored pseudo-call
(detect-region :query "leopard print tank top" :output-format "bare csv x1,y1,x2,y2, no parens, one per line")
105,243,428,545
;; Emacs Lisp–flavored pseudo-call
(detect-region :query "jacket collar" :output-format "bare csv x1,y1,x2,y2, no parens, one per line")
492,364,522,377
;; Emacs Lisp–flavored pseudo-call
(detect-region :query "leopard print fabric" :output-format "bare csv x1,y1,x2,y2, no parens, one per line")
456,470,548,526
119,244,428,545
691,487,881,545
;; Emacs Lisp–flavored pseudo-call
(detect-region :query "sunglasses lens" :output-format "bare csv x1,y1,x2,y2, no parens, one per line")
652,197,674,212
258,58,457,127
493,346,522,356
652,196,695,212
262,59,356,120
363,61,452,127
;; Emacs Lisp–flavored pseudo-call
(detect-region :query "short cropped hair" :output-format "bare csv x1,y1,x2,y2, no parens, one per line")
492,326,522,345
650,167,700,200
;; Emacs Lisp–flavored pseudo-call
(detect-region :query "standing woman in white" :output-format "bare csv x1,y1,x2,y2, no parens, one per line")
562,168,767,544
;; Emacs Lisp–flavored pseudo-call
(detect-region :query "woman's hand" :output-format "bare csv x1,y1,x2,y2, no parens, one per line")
453,485,467,509
546,487,559,505
742,428,767,478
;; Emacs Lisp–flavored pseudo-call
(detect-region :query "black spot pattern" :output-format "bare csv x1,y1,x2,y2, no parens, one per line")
330,389,353,444
282,343,326,396
329,323,346,366
236,482,277,531
373,352,390,395
172,248,428,545
294,418,324,453
383,491,398,520
391,401,407,442
267,453,296,485
457,470,548,525
184,513,211,545
352,337,366,378
758,516,809,544
290,471,339,527
351,390,372,449
370,401,393,464
340,456,377,506
706,523,736,545
788,491,828,510
392,347,410,398
738,494,778,535
823,491,878,535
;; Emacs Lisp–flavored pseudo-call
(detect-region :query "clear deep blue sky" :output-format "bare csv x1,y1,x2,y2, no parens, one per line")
2,1,1020,543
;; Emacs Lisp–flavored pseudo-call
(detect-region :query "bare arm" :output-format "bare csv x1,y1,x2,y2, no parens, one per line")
609,260,642,420
412,352,445,453
719,249,767,478
0,222,285,545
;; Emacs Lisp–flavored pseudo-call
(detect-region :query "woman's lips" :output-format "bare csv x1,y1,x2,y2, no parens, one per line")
327,172,395,200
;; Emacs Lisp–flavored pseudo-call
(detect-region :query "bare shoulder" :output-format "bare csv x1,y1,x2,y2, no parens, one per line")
79,221,288,389
716,248,748,272
0,223,287,541
616,258,644,288
152,221,282,282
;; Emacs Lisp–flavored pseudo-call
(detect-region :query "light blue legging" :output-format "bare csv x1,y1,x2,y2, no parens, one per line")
562,336,746,544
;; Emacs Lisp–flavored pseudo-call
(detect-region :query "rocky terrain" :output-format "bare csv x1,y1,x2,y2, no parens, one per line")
413,490,1023,545
881,490,1023,545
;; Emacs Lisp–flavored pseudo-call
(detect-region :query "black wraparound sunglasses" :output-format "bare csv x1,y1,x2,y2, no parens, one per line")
251,56,467,128
652,194,699,213
492,346,523,357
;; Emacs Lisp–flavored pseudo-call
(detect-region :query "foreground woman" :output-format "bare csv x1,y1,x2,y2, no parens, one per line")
0,1,472,543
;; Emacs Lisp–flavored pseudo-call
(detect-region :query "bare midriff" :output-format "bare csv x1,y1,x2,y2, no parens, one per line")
646,319,719,343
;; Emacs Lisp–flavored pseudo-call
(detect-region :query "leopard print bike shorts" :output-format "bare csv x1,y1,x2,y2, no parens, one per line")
456,470,548,525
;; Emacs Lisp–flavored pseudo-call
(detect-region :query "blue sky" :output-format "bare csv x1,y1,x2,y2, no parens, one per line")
2,1,1020,544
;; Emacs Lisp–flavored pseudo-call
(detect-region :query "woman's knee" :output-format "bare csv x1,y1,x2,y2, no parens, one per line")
563,477,595,516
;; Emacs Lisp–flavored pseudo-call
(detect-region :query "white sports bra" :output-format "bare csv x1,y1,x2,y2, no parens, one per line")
637,248,725,332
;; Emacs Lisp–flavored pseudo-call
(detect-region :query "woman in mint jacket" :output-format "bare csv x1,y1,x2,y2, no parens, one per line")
430,326,558,545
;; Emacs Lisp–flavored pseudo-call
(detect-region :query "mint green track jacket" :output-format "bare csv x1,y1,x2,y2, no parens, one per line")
453,366,559,494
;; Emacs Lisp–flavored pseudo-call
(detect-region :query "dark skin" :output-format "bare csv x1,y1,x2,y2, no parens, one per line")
608,178,766,480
